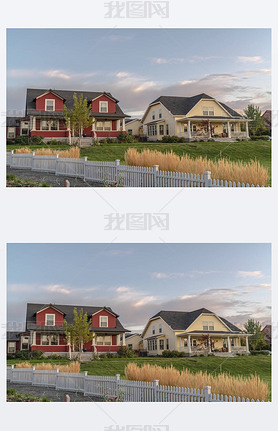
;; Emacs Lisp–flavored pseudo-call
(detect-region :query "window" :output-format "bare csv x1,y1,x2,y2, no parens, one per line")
128,129,133,135
96,121,111,131
128,343,133,349
96,336,111,346
192,339,197,347
21,122,29,135
159,124,164,135
8,342,16,354
45,99,55,111
152,325,155,335
8,127,15,138
41,120,58,131
147,339,157,351
202,321,214,331
152,111,155,120
100,316,108,327
148,125,157,136
202,106,214,116
159,339,164,350
192,124,197,132
166,339,169,349
158,109,162,119
184,125,188,133
99,101,108,113
184,339,188,347
21,336,29,350
159,324,162,333
45,314,55,326
166,124,169,135
41,334,58,346
231,338,235,347
231,124,235,132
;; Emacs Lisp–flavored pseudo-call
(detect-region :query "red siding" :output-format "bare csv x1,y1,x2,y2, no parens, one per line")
92,309,117,328
95,131,122,138
83,125,92,136
31,345,67,352
31,130,68,138
36,306,64,326
36,119,40,130
59,119,67,130
36,92,64,112
112,120,117,131
91,95,116,114
95,346,119,352
112,335,117,344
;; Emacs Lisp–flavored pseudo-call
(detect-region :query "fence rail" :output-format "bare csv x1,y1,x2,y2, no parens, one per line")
6,152,264,187
7,366,263,402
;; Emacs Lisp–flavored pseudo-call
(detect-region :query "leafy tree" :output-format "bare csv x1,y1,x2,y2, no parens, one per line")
63,93,95,146
244,105,267,136
244,319,267,350
64,307,95,354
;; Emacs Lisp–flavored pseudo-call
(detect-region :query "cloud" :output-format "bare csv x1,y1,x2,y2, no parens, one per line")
46,284,71,294
237,271,263,278
180,80,196,85
134,296,156,307
151,272,185,279
134,81,157,92
101,249,133,257
151,57,185,64
189,55,224,63
42,70,71,80
237,56,264,63
116,286,131,293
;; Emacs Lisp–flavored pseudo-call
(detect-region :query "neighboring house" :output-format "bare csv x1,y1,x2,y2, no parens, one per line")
125,118,143,137
262,324,271,346
6,117,29,139
261,110,271,131
7,303,130,357
7,331,29,354
141,93,250,142
125,333,143,351
141,308,250,357
7,88,129,142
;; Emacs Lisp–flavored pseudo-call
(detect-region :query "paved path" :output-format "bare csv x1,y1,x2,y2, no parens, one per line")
7,381,104,402
7,167,104,187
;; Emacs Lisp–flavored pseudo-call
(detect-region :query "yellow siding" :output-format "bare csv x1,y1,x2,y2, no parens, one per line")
186,314,230,332
142,317,175,352
187,99,230,118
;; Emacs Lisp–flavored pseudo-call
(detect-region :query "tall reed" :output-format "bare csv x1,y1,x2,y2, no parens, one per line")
15,147,80,159
15,361,80,373
125,363,269,401
124,148,269,186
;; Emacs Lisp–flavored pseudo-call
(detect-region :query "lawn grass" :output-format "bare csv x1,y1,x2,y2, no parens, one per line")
7,140,271,184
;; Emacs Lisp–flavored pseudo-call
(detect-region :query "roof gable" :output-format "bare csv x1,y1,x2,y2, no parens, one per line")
36,90,65,101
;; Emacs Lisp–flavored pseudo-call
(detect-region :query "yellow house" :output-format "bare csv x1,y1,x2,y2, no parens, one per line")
142,93,249,142
125,118,143,137
142,308,250,357
125,333,143,351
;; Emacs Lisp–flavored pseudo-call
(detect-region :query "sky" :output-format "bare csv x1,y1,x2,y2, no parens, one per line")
6,28,271,117
7,243,271,333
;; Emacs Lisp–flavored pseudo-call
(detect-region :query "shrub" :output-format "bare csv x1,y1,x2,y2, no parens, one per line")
117,132,135,143
46,139,66,145
30,135,44,145
30,350,44,359
47,354,64,360
15,136,29,145
161,350,185,358
106,352,115,358
161,135,184,143
125,363,269,401
250,350,270,356
104,137,114,144
117,346,135,358
15,350,29,360
7,139,15,145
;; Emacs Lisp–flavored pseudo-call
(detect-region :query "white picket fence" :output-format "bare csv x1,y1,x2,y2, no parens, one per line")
7,366,263,402
6,151,264,187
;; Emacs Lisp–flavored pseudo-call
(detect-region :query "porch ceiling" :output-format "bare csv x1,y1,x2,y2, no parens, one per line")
177,116,245,122
177,331,247,337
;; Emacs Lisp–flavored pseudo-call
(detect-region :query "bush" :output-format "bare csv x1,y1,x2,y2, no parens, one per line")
30,350,44,359
250,350,270,356
106,352,115,358
15,136,29,145
161,135,184,143
162,350,185,358
15,350,29,360
30,135,44,145
46,139,65,145
117,346,135,358
251,136,270,141
117,132,135,143
47,354,64,360
7,139,15,145
104,137,114,144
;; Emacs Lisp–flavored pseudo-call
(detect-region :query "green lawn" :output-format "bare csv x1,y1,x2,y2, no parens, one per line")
7,140,271,184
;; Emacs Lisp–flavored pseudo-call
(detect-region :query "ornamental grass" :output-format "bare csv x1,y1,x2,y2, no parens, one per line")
15,361,80,373
125,363,269,401
15,147,80,159
124,148,269,186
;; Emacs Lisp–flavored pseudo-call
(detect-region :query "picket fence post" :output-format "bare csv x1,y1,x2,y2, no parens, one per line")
83,157,88,181
31,152,35,170
10,150,14,168
32,366,36,385
115,159,120,183
204,385,212,402
116,373,120,398
10,364,14,382
154,379,159,402
204,171,212,187
55,368,59,389
153,165,159,187
55,154,59,175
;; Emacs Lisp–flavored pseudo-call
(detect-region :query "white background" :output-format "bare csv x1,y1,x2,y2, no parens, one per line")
0,0,277,429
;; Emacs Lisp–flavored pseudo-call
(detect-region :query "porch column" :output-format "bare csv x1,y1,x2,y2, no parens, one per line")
32,331,36,346
179,122,182,137
208,336,212,353
227,336,231,353
116,119,121,131
122,118,126,131
188,120,191,140
116,334,121,345
187,335,191,354
122,333,126,346
178,337,182,352
227,121,231,138
208,121,211,139
245,121,249,139
31,116,36,132
245,336,249,353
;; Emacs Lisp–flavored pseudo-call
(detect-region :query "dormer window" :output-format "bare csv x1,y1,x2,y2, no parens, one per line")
45,99,55,111
100,316,108,327
99,101,108,113
45,314,55,326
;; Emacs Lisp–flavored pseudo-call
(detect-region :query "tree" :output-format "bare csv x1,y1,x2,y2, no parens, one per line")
244,319,267,350
64,307,95,356
244,105,267,136
63,93,95,146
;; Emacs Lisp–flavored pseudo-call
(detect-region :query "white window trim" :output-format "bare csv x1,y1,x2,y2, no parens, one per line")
45,99,55,111
8,127,16,138
41,334,59,346
99,315,108,327
45,314,55,326
8,342,16,353
99,101,108,113
202,106,215,116
96,335,111,346
20,122,29,136
40,119,59,131
21,336,29,350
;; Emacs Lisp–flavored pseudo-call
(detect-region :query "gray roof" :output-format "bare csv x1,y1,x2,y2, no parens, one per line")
25,303,129,333
6,117,21,127
25,88,128,118
7,331,22,341
150,308,242,333
150,93,242,118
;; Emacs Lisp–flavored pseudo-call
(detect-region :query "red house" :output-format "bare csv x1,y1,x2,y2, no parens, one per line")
25,88,129,142
7,303,130,358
